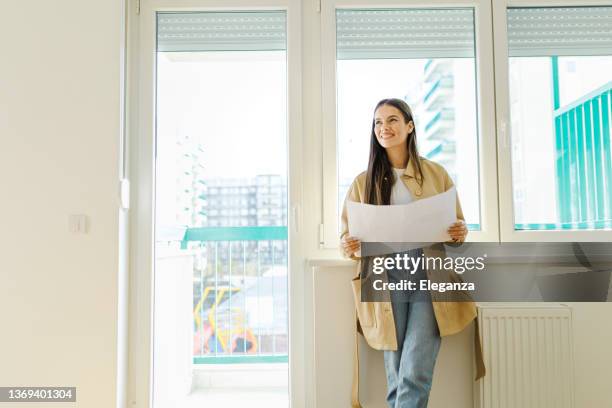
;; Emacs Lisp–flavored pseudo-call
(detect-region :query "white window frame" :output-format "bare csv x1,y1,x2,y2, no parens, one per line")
492,0,612,242
127,0,305,407
320,0,500,248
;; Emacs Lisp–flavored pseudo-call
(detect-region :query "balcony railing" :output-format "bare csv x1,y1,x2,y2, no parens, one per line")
158,225,289,365
553,81,612,227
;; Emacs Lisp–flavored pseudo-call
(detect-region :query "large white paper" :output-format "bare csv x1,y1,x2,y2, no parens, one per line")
347,187,457,243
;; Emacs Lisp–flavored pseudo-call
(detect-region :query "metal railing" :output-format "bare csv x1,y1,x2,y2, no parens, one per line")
552,81,612,228
160,226,289,365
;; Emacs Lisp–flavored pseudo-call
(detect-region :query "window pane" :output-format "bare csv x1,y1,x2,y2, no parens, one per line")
337,8,481,230
508,6,612,230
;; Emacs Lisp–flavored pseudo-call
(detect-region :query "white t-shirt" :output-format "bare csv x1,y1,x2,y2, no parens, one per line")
390,167,413,205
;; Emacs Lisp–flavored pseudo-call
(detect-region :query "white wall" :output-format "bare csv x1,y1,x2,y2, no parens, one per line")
0,1,123,407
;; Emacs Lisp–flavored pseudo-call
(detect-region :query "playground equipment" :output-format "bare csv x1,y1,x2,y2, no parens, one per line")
193,286,257,354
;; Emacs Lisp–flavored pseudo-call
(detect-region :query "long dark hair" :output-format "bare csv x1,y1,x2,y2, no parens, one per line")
364,98,424,205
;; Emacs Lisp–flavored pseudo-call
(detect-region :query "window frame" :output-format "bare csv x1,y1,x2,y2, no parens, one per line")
128,0,305,406
492,0,612,242
320,0,500,248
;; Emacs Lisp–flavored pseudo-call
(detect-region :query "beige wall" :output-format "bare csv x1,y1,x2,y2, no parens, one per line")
570,302,612,407
0,1,123,407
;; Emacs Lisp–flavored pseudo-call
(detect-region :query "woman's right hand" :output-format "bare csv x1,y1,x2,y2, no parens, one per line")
341,235,361,258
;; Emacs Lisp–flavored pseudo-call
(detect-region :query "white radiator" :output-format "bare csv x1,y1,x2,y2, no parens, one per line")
474,304,575,408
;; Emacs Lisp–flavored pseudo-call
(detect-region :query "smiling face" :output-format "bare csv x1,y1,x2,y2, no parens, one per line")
373,104,415,150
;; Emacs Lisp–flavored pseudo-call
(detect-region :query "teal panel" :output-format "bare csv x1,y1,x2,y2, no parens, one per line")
568,111,579,222
515,220,612,230
425,143,443,159
553,83,612,228
565,113,573,222
561,113,571,222
602,92,612,219
584,102,599,220
593,97,604,221
575,105,587,221
593,93,610,220
552,57,560,110
554,116,565,222
562,114,571,223
182,226,288,243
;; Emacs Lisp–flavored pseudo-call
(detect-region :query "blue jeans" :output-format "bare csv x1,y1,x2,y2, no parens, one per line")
383,249,441,408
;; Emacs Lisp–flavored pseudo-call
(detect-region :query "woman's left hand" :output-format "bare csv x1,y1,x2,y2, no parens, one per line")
447,220,468,242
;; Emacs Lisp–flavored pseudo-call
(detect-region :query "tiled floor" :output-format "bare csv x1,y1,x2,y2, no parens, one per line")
178,387,289,407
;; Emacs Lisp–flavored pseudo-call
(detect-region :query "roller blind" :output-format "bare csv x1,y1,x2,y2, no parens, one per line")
336,9,475,60
508,7,612,57
157,11,286,52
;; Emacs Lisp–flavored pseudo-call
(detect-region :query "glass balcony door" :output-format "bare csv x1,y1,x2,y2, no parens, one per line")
153,9,289,408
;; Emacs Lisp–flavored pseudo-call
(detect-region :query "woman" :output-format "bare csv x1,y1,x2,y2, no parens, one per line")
340,98,484,407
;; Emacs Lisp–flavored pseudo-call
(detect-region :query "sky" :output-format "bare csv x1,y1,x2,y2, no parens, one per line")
156,51,288,180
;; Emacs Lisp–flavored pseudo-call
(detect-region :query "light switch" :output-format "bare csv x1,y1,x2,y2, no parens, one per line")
69,214,88,234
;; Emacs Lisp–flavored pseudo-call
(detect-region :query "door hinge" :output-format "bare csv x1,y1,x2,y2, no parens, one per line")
136,0,141,15
316,0,321,13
